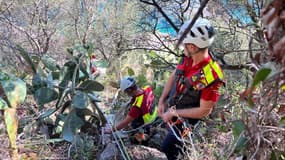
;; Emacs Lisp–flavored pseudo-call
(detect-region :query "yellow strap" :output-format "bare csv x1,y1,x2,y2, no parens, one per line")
203,63,215,85
210,60,224,80
133,86,149,107
143,85,150,90
142,107,157,124
133,94,144,108
202,59,224,85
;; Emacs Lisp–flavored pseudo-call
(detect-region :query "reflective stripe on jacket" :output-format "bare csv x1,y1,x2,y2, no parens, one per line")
132,85,157,124
169,56,224,109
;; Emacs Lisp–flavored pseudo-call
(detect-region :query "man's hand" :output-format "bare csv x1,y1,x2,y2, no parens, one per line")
158,98,166,117
161,107,177,122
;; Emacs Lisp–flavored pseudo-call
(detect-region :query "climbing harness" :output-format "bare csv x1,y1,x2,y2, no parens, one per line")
167,116,194,144
170,56,224,108
166,107,205,154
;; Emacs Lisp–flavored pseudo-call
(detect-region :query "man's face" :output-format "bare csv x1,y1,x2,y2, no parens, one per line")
124,88,134,97
183,43,198,56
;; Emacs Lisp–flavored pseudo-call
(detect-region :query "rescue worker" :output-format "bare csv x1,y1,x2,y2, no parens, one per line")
158,18,224,159
105,76,157,143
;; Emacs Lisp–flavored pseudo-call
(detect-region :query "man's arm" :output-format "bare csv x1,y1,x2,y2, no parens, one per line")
176,99,215,118
161,99,215,122
114,115,135,130
177,81,223,119
161,82,222,122
158,70,176,116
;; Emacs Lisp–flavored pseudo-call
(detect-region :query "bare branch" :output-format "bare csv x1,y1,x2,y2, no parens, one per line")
0,1,15,14
139,0,154,5
151,0,179,32
0,17,41,53
223,48,266,55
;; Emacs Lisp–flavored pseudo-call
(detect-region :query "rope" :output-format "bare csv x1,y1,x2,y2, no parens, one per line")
103,111,130,160
121,118,162,134
110,122,131,160
99,89,131,160
102,113,131,160
166,107,202,153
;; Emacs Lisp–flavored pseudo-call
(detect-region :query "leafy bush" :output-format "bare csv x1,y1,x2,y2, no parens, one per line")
17,44,107,143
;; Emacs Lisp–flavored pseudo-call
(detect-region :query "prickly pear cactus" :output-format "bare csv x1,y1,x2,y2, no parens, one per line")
0,73,27,108
0,72,27,159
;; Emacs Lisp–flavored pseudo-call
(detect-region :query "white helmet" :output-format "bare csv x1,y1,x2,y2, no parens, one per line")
178,18,215,48
120,76,136,91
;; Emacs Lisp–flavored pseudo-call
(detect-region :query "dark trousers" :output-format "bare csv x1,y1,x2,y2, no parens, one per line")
130,117,157,145
131,117,144,129
161,119,199,160
161,124,183,160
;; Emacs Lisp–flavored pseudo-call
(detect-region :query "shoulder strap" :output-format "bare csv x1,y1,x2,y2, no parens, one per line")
132,94,144,108
184,58,224,90
202,59,224,85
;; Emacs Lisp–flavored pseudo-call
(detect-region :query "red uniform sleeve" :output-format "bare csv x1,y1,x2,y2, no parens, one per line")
201,82,222,102
128,106,141,119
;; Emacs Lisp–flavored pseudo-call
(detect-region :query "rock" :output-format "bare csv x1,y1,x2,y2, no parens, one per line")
99,143,119,160
147,128,167,150
147,132,165,150
127,145,167,160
